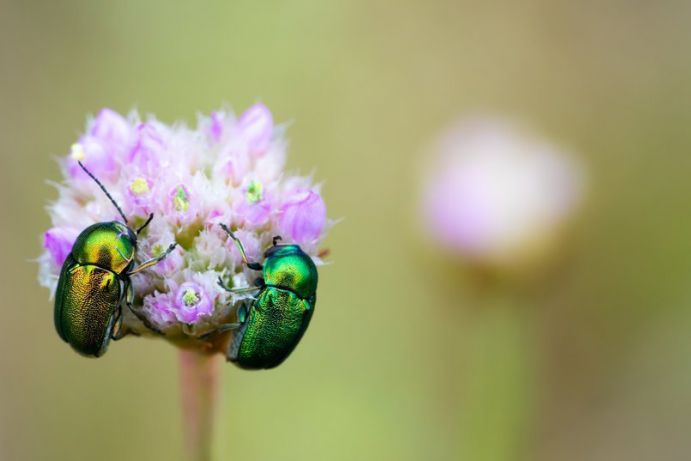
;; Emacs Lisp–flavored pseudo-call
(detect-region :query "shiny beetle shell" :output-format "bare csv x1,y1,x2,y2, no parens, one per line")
54,222,135,357
229,244,318,369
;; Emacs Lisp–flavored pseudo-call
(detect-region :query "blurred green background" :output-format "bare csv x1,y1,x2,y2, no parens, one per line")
2,1,691,460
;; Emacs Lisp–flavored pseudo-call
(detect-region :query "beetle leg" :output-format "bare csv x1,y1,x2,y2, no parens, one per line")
231,286,260,294
123,280,165,335
127,243,178,275
219,224,263,270
126,279,135,306
111,308,128,340
111,283,129,341
215,323,241,333
217,276,230,291
217,276,260,295
127,303,164,335
197,323,241,341
126,302,164,335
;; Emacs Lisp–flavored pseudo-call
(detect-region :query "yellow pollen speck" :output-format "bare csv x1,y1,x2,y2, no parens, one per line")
130,177,150,196
70,143,85,161
182,288,200,306
246,180,263,203
173,186,190,212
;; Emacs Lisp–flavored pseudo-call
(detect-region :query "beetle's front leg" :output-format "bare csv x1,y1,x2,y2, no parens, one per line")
196,322,241,341
112,284,134,341
126,280,135,306
111,307,127,340
219,224,263,270
214,323,241,334
217,276,261,295
127,243,178,275
124,281,164,335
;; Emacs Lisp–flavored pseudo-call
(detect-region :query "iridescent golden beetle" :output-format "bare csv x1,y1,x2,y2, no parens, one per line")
54,162,176,357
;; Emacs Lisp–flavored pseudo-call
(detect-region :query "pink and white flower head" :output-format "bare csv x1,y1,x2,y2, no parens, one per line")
421,118,585,272
38,104,331,342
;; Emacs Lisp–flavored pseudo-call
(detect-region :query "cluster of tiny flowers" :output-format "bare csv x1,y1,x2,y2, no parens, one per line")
39,104,329,338
421,117,584,270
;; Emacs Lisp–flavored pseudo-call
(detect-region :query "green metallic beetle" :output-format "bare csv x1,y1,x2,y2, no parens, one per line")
54,161,177,357
215,224,318,369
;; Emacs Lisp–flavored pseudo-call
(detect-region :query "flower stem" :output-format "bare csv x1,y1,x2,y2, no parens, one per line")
178,349,221,461
457,296,537,461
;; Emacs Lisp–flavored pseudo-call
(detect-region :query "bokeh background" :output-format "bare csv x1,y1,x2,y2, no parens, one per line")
2,1,691,460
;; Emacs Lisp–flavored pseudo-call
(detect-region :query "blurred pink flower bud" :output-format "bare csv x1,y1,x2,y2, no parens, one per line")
421,118,585,270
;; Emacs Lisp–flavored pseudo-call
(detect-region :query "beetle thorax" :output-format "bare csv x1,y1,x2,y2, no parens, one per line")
262,245,318,299
70,221,136,274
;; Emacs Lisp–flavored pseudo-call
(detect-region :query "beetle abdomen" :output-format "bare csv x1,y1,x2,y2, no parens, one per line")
54,262,121,357
232,288,314,369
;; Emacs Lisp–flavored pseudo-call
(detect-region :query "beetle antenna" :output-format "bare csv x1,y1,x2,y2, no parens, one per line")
272,236,282,246
219,223,263,270
136,213,154,235
77,161,128,224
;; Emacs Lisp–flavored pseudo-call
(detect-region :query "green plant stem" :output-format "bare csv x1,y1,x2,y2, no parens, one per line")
458,297,537,461
178,349,221,461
